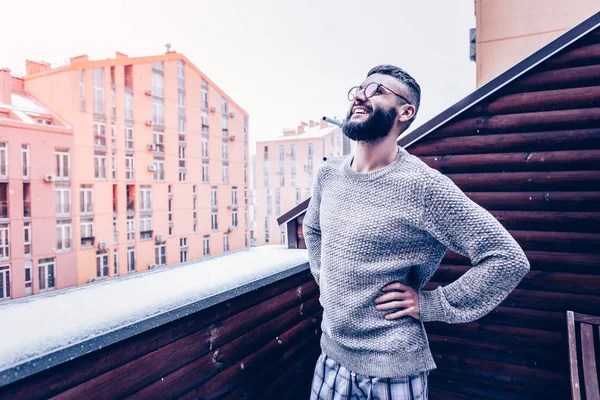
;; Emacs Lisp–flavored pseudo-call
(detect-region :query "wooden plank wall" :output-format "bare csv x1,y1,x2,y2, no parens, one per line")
405,28,600,400
0,270,322,400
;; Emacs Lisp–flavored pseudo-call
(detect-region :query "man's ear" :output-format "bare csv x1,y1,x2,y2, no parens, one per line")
399,105,416,123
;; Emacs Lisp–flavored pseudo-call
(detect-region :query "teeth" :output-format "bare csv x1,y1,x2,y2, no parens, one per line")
354,109,368,115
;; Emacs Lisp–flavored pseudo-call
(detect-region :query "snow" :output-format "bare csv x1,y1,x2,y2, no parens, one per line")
0,246,308,371
9,93,49,114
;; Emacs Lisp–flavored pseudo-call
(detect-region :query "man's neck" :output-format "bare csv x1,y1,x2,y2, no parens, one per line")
351,137,399,173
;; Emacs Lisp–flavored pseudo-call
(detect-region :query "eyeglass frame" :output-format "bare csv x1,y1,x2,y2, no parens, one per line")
348,82,411,105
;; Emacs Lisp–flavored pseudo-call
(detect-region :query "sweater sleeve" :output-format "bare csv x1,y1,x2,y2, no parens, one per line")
303,169,324,286
418,173,530,324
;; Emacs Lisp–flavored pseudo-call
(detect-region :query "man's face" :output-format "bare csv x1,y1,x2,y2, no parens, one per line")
342,73,406,143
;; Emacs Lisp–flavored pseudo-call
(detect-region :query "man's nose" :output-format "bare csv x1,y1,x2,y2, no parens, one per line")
353,87,367,102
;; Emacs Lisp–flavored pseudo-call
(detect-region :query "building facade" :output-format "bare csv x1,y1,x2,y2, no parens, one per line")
254,120,344,246
0,51,249,300
474,0,599,87
0,69,76,300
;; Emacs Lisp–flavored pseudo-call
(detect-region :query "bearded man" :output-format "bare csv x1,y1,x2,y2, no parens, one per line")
304,65,530,400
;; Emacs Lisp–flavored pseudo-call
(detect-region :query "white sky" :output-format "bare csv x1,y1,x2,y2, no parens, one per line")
0,0,476,155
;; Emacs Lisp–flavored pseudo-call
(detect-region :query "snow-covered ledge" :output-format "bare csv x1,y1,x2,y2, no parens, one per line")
0,246,309,387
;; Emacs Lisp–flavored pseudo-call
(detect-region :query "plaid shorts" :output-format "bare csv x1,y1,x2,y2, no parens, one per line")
310,352,428,400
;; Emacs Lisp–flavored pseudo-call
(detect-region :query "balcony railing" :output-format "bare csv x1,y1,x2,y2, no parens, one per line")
80,236,95,247
140,230,153,240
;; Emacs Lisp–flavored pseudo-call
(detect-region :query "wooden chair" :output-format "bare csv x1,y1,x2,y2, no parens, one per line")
567,311,600,400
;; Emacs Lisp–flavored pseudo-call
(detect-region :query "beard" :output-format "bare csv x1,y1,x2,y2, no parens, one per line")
342,106,398,143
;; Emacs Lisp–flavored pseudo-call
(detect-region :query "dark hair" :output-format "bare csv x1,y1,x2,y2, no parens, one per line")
367,65,421,129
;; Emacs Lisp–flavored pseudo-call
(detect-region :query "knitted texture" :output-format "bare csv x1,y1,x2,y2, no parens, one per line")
303,145,530,378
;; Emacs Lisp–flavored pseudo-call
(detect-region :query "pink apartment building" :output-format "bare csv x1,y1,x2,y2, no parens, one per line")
253,120,346,246
0,51,249,301
0,68,76,300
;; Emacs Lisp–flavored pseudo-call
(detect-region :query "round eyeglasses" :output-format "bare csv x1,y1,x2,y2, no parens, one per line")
348,82,411,104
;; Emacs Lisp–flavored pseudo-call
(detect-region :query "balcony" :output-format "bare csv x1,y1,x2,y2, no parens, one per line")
0,202,8,219
140,230,153,241
80,236,95,248
23,201,31,218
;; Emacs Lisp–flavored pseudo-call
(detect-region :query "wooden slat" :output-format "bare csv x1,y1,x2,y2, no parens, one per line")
581,323,600,400
509,64,600,93
420,150,600,173
409,129,600,155
542,43,600,70
447,170,600,192
465,191,600,211
567,311,582,400
490,211,600,233
429,108,600,138
0,270,315,400
509,230,600,254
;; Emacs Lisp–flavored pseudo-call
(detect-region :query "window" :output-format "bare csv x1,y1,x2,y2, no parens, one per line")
308,143,313,158
211,187,218,208
153,131,164,153
222,142,228,162
155,243,166,266
221,97,228,115
291,144,296,160
22,144,30,179
125,126,134,150
93,122,106,147
113,250,119,276
202,137,208,158
265,217,270,244
152,67,164,98
178,118,186,135
96,252,109,278
125,155,134,180
94,155,107,179
39,258,56,291
296,188,301,205
80,219,94,244
127,247,136,272
111,123,116,149
276,188,280,216
266,191,272,216
177,60,185,89
203,235,210,256
223,233,229,252
202,163,209,183
0,143,7,178
178,92,185,116
113,216,118,244
55,187,71,216
24,260,32,295
154,160,164,181
152,98,164,126
222,164,228,184
56,222,71,251
179,145,186,169
201,80,209,109
124,91,133,120
24,222,32,257
80,185,93,215
211,212,218,231
55,150,70,180
232,211,238,227
127,216,135,242
232,187,238,205
111,84,116,118
180,237,188,263
0,224,8,261
140,217,152,240
79,69,85,111
140,186,152,212
112,154,117,180
93,68,104,115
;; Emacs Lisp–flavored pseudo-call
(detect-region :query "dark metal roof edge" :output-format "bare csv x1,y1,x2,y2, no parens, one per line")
398,10,600,149
0,261,310,388
276,198,311,226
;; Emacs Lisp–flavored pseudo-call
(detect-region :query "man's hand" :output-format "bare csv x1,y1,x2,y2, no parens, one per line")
374,282,420,320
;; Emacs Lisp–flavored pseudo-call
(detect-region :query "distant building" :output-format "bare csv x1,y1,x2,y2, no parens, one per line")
474,0,599,86
254,119,347,246
0,68,75,299
0,50,250,300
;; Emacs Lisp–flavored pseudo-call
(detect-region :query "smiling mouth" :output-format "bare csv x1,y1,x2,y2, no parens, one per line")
352,107,371,116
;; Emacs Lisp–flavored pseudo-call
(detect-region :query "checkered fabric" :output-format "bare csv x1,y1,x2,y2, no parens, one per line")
310,352,428,400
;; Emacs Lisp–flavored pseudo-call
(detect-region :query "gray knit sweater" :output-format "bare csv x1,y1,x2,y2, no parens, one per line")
303,145,529,378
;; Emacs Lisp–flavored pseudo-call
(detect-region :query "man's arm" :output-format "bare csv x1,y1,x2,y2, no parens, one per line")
418,173,530,324
303,171,323,286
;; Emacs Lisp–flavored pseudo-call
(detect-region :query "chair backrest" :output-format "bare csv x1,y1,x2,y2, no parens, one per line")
567,311,600,400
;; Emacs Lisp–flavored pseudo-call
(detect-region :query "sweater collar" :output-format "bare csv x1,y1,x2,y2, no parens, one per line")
343,145,408,182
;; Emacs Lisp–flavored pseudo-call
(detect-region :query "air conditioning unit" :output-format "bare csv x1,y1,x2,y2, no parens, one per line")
98,241,108,249
156,233,164,241
145,119,153,126
229,135,236,141
44,174,56,183
228,225,236,232
145,89,152,96
168,221,174,227
147,143,157,151
148,164,157,171
148,264,157,270
210,106,217,113
229,111,236,118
